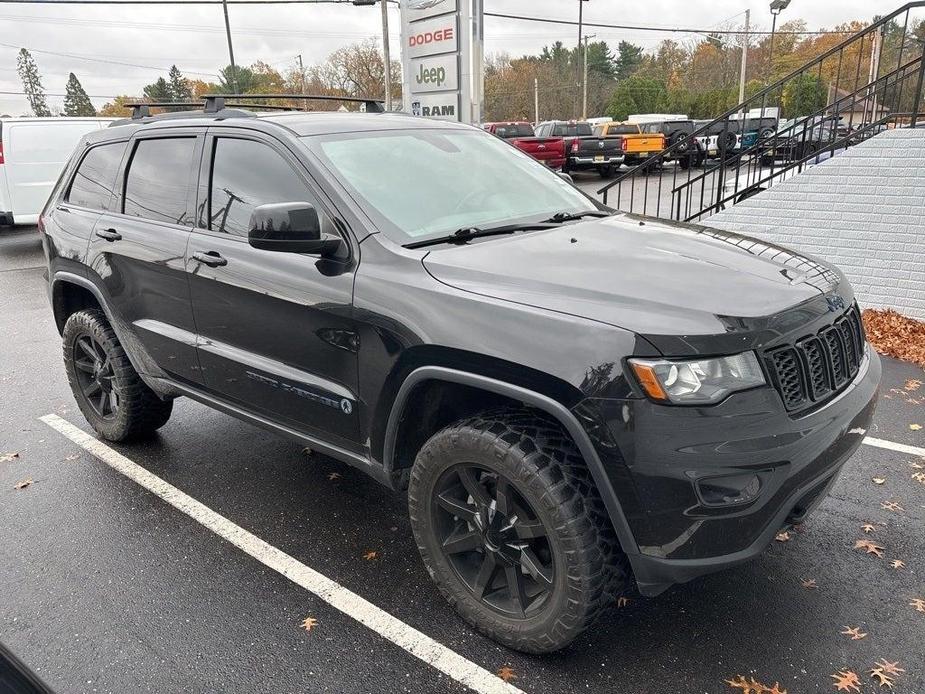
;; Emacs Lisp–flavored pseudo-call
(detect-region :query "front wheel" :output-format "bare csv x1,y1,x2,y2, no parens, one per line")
408,409,629,653
63,309,173,442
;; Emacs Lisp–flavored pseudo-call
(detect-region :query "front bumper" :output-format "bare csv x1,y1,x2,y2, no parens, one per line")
585,348,880,596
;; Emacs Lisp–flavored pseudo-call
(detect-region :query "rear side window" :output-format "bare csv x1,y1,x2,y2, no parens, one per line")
208,137,321,237
67,142,126,211
495,124,534,139
123,137,196,225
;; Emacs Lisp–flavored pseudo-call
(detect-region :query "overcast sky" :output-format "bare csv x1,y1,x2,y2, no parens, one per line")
0,0,910,115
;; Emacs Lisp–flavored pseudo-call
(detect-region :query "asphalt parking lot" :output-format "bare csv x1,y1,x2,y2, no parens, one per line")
1,226,923,694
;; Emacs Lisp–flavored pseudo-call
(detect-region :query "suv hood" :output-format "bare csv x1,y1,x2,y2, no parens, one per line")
422,214,843,347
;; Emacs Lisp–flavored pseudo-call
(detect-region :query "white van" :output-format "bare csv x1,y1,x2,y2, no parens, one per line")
0,117,114,226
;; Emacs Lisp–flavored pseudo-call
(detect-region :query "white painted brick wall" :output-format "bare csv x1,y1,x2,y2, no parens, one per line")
708,127,925,320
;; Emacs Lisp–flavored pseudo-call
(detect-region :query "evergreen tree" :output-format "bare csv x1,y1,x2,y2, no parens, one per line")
16,48,50,116
614,42,644,81
168,65,192,102
63,73,96,116
143,76,172,103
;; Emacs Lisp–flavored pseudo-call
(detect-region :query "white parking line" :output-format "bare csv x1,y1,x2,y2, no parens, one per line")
863,436,925,458
39,414,523,694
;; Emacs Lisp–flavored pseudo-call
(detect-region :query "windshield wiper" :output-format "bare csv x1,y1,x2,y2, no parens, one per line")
403,222,557,249
543,210,612,224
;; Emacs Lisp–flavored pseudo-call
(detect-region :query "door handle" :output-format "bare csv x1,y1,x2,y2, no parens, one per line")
95,228,122,242
191,250,228,268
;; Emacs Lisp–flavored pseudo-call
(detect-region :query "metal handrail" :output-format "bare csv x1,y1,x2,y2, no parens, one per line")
597,1,925,205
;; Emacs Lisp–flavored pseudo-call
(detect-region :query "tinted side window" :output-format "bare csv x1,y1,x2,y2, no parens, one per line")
208,138,319,237
123,138,196,225
67,142,126,211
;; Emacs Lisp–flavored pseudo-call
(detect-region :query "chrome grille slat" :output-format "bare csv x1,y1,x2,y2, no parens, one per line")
765,306,865,413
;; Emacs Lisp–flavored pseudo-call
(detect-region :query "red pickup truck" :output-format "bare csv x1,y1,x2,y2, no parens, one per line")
481,121,566,170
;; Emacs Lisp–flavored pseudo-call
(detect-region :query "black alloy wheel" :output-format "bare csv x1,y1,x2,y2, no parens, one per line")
73,333,119,419
432,464,554,617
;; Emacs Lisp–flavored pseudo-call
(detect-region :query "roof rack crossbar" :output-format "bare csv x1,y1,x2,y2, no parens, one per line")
122,101,205,119
203,93,386,113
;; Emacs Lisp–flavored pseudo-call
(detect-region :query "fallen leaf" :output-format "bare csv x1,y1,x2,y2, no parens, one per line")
299,616,318,632
862,309,925,367
801,578,818,590
497,666,517,683
872,477,886,485
832,670,862,693
765,684,787,694
0,452,20,463
911,424,923,431
363,550,378,561
910,598,925,614
890,559,905,570
873,660,904,678
775,531,791,543
862,523,877,533
725,675,767,693
912,472,925,485
855,538,885,558
881,501,905,513
301,447,313,456
14,478,33,490
910,460,925,470
616,596,629,608
65,454,79,461
841,626,868,640
906,379,923,391
327,472,341,481
870,668,894,688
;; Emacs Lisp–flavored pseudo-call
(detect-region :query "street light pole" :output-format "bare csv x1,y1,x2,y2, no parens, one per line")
221,0,238,92
767,0,791,83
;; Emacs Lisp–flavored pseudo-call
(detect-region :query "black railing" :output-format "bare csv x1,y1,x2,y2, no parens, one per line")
598,2,925,222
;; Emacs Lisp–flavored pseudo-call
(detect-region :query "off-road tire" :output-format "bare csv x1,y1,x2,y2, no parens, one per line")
63,309,173,441
408,408,630,653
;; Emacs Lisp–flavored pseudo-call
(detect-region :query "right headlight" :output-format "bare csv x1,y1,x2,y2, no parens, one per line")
628,352,766,404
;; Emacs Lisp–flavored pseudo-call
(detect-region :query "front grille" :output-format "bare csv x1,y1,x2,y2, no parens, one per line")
766,306,866,413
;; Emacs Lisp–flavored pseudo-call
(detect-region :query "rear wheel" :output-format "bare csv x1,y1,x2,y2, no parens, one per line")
63,309,173,442
598,164,614,179
408,409,629,653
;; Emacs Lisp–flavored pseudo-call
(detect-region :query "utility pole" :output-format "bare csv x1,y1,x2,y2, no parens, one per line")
577,0,589,120
767,0,791,84
738,9,750,106
582,34,596,120
534,77,539,124
296,53,306,110
381,0,392,111
866,20,882,125
221,0,238,93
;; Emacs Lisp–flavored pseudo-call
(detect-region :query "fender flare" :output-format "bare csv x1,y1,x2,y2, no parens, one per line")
383,366,640,557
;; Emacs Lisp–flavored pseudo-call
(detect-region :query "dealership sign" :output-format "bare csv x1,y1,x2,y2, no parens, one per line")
400,0,483,124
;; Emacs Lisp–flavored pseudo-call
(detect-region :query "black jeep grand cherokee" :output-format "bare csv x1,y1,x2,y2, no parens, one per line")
41,103,880,654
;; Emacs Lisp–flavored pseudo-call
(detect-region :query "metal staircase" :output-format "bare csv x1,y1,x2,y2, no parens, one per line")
598,2,925,223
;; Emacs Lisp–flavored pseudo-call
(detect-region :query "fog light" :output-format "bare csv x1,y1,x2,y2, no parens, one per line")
697,473,762,506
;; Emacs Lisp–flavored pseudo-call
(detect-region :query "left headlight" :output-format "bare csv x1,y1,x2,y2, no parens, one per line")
628,352,766,405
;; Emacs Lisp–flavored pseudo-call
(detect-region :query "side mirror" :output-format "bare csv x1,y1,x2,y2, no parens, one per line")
247,202,344,257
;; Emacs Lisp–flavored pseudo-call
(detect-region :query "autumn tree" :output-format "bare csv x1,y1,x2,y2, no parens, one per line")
98,95,136,117
607,76,668,120
63,73,96,116
16,48,50,117
311,38,401,105
143,77,172,103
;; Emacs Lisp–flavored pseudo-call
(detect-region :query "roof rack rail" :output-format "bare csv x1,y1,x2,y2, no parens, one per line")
202,94,386,113
123,102,205,119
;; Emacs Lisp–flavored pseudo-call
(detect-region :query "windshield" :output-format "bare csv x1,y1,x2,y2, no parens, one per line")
305,128,597,245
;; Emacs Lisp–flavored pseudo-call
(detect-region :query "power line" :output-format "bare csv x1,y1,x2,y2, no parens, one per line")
0,0,353,3
0,41,219,76
484,12,855,37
